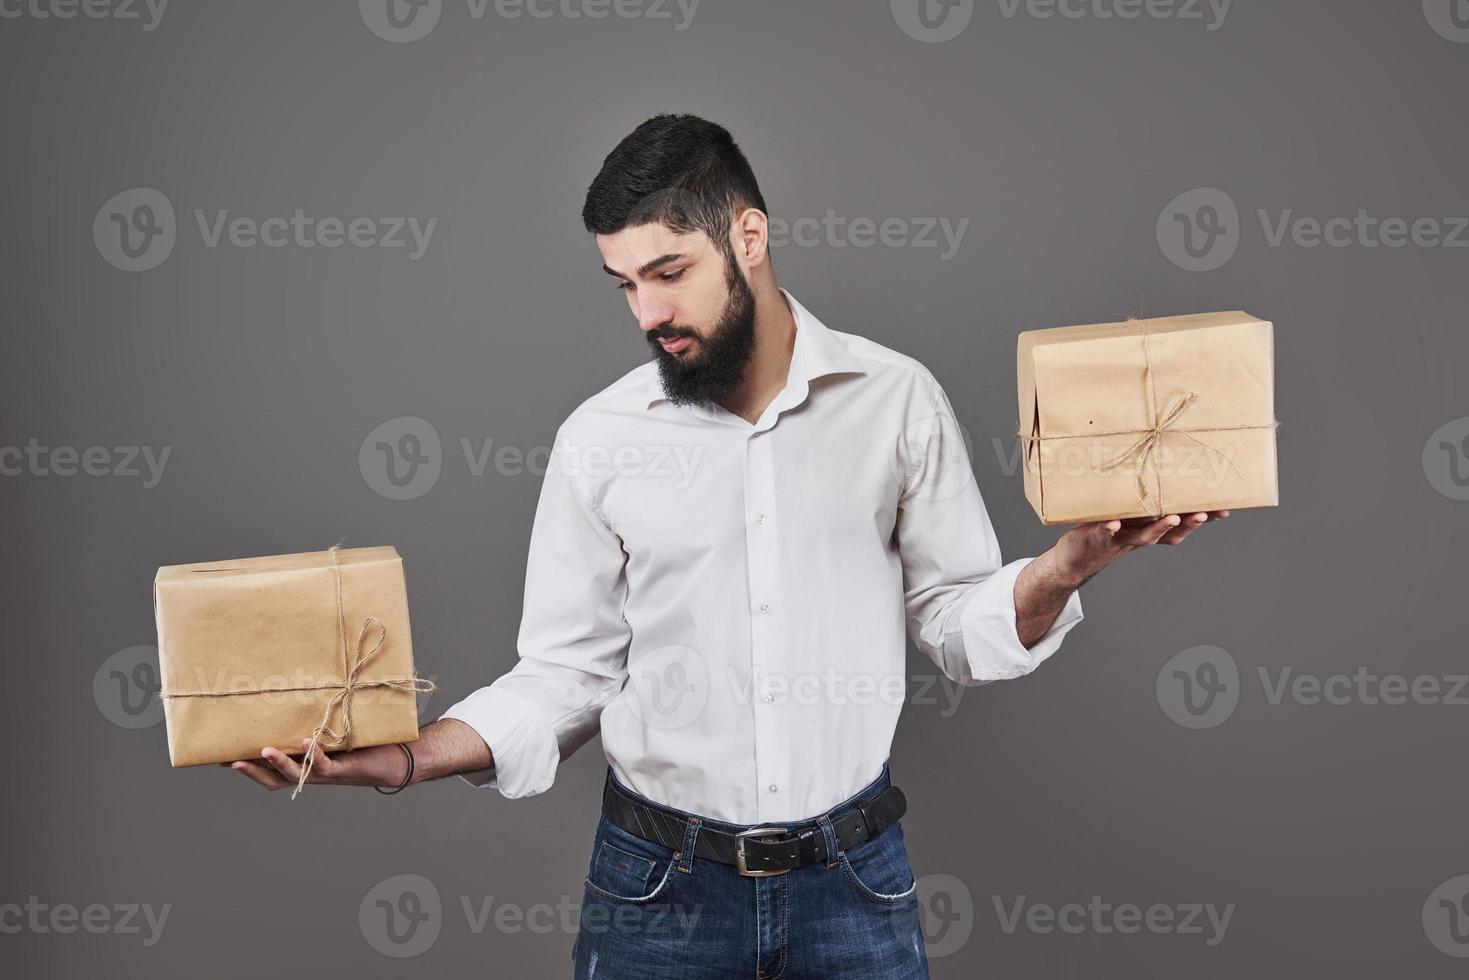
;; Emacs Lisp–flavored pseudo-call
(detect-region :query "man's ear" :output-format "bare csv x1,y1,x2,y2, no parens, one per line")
730,207,770,269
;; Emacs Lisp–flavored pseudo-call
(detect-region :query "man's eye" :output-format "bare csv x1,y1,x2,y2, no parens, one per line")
660,270,684,283
616,281,634,291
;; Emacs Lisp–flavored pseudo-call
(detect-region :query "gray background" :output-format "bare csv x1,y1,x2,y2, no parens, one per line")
3,0,1467,976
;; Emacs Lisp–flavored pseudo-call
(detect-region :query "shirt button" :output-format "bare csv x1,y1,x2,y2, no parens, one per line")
768,784,779,794
755,514,767,525
759,602,771,613
763,690,776,703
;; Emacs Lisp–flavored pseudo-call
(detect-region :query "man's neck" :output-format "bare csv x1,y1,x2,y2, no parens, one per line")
714,285,797,425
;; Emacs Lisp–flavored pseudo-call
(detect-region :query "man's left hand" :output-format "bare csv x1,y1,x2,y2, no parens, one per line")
1053,510,1231,589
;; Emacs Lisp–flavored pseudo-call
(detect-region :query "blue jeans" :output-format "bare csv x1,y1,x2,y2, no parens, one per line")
571,763,930,979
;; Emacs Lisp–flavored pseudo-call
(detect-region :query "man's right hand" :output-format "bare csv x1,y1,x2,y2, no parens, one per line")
225,718,494,792
226,740,408,792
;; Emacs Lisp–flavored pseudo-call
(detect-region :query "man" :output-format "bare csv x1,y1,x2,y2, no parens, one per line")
231,114,1228,977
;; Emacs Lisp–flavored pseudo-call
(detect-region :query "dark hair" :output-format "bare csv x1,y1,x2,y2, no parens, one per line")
581,114,767,261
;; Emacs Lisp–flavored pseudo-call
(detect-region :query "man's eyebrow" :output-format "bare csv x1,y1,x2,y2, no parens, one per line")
602,253,685,280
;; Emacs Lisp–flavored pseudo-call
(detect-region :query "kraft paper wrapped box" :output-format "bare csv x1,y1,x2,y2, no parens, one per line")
153,546,432,783
1016,311,1280,525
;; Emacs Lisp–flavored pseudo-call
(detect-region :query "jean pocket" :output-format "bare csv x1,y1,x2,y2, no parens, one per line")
838,822,919,905
584,822,677,905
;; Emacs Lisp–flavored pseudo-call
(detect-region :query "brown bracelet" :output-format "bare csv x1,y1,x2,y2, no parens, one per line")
374,742,414,795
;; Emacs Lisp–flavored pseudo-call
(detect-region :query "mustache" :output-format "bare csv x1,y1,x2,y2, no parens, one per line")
648,327,698,343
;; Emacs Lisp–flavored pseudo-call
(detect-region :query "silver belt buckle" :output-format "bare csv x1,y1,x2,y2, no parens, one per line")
735,826,792,877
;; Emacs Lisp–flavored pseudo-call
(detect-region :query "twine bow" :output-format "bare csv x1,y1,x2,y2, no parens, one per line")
292,545,436,798
1017,319,1280,516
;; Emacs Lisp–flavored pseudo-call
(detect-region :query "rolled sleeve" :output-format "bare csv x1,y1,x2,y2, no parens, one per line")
949,555,1084,682
439,687,559,797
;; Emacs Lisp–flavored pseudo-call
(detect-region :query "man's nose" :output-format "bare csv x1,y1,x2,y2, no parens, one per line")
636,294,676,334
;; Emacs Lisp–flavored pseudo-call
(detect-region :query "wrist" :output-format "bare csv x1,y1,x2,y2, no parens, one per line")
1038,546,1088,592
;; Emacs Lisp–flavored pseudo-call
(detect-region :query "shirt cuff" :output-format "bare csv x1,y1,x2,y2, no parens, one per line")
438,686,560,799
954,556,1084,682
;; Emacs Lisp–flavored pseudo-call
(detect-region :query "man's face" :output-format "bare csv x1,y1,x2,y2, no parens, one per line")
597,221,757,407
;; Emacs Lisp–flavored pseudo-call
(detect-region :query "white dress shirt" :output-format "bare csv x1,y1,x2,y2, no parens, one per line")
441,288,1085,823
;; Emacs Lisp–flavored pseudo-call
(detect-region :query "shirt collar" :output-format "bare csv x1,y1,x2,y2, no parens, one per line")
643,287,866,410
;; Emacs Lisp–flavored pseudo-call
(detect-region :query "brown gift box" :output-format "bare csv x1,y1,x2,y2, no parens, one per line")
153,546,430,781
1016,311,1280,525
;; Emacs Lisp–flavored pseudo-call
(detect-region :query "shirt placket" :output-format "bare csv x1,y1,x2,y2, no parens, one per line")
744,394,799,823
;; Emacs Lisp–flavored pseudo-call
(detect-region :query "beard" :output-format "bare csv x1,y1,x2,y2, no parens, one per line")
645,257,757,408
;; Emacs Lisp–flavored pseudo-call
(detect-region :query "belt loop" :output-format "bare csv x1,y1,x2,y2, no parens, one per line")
817,813,841,869
676,816,702,874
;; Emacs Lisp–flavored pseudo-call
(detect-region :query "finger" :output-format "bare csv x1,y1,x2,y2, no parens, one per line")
260,746,304,783
231,759,290,791
1115,514,1182,547
1159,511,1211,545
301,739,336,779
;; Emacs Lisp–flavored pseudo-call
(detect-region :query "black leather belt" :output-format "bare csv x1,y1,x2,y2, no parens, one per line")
601,775,908,877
